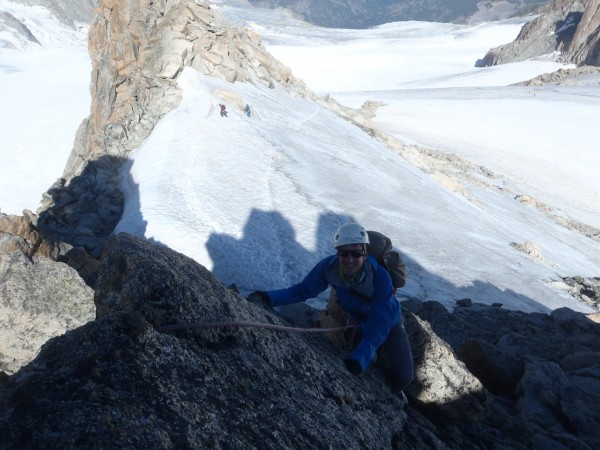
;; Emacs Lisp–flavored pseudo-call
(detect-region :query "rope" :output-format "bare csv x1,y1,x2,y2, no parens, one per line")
155,320,354,334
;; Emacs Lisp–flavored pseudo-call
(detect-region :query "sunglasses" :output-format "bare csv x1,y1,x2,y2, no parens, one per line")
338,250,365,258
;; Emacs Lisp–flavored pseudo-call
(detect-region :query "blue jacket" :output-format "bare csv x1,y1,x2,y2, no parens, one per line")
267,255,402,371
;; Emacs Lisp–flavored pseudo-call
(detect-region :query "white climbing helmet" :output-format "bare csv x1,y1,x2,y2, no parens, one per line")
333,223,370,248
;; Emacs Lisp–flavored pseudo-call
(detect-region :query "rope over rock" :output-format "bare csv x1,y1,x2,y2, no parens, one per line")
155,320,355,334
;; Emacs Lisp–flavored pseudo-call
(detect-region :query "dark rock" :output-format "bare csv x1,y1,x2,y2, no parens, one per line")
456,297,472,307
561,375,600,448
459,338,523,397
402,296,600,448
36,156,125,258
2,233,600,448
0,233,409,448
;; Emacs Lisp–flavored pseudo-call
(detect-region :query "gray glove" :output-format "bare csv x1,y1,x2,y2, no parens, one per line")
247,290,270,307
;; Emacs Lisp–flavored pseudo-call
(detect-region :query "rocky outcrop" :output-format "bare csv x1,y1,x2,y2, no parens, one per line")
0,250,95,375
0,211,97,374
563,276,600,310
406,300,600,448
476,0,600,67
1,211,68,259
0,211,101,285
1,233,599,448
63,0,309,180
568,0,600,64
34,0,310,257
0,233,410,449
516,64,600,84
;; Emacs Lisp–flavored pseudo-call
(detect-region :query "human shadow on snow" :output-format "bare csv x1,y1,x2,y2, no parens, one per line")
205,208,578,446
206,207,553,314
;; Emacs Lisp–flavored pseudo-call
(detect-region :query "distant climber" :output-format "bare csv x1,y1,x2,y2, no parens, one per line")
244,104,251,117
219,104,228,117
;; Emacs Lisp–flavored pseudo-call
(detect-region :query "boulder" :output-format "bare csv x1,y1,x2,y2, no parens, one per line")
409,299,600,448
0,251,95,374
0,233,409,448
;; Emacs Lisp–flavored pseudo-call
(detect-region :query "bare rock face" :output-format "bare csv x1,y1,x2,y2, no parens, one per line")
411,301,600,449
0,211,101,285
0,233,409,449
476,0,600,67
0,251,95,375
568,0,600,65
63,0,309,180
0,211,97,375
0,212,68,259
1,233,599,448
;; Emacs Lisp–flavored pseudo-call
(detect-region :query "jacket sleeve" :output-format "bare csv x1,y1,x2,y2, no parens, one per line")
350,267,400,371
266,257,332,307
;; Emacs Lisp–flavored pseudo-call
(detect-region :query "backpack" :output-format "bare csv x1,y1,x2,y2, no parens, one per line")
367,230,407,290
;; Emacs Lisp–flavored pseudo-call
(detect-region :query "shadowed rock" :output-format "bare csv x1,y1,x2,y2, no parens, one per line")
1,233,599,448
0,233,410,448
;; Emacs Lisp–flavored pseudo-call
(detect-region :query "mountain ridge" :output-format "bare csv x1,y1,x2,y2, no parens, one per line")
477,0,600,66
246,0,550,28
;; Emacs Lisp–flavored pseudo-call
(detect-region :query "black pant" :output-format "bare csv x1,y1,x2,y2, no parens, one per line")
346,321,414,391
378,322,414,391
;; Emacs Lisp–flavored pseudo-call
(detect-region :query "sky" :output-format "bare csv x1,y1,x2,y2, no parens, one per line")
1,0,599,315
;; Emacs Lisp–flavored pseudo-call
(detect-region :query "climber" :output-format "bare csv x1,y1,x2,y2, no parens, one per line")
248,223,414,392
219,103,228,117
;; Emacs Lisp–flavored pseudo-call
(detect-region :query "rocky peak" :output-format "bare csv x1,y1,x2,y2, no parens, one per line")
63,0,309,180
476,0,600,67
567,0,600,64
32,0,310,258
